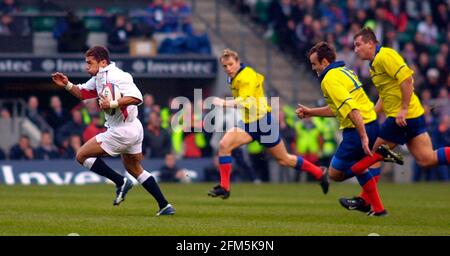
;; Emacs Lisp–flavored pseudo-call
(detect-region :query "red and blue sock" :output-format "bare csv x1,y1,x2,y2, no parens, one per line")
436,147,450,165
359,167,381,205
219,156,232,191
295,156,323,180
356,171,384,213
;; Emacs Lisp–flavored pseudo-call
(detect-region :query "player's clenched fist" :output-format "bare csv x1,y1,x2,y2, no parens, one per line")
296,104,310,119
98,95,112,110
51,72,69,87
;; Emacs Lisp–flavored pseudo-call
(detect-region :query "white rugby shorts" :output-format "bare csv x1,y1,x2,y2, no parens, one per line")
95,119,143,156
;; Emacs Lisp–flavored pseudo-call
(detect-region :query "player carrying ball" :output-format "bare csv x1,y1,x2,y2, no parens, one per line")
51,46,175,216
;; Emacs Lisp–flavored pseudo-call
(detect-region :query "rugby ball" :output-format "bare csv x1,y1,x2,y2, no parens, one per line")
101,83,121,115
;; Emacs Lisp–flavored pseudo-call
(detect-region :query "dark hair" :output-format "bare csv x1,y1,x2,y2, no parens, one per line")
354,27,379,43
308,42,336,63
86,46,110,64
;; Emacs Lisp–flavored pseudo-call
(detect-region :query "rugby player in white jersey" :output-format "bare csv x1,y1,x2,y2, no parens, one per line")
52,46,175,216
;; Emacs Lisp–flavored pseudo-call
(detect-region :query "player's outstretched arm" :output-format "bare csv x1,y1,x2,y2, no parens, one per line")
211,96,237,108
296,104,334,119
51,72,83,100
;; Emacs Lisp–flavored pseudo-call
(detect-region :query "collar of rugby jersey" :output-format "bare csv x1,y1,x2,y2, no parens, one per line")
98,62,116,73
227,62,247,84
369,44,382,69
319,61,345,82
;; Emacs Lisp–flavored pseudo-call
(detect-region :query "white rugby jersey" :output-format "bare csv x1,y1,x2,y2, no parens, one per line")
77,62,143,128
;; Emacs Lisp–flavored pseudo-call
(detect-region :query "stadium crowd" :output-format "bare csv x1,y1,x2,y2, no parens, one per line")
0,0,211,54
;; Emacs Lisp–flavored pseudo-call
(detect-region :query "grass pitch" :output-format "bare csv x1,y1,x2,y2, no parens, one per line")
0,183,449,236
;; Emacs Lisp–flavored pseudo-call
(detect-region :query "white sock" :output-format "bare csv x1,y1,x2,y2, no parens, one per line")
83,157,97,169
137,170,152,184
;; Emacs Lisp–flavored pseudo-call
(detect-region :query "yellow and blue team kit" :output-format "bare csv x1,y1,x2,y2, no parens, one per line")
319,61,379,171
370,45,426,145
229,64,280,147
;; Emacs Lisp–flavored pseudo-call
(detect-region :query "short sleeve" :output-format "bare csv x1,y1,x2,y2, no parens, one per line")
323,78,357,118
381,49,414,84
77,77,98,100
112,72,143,105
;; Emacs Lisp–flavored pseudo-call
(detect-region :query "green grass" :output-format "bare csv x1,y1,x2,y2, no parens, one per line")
0,183,449,236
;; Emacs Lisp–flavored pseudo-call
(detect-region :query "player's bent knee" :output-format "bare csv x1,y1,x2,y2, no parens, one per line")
329,171,345,182
76,150,93,166
75,150,85,164
218,139,232,154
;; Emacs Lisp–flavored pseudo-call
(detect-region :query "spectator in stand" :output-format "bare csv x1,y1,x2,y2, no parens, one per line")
167,0,193,34
417,15,439,46
9,135,34,160
0,13,28,36
412,32,428,55
294,14,314,61
424,68,442,99
435,88,450,121
0,0,19,14
35,130,59,160
139,93,154,126
0,108,10,119
434,2,449,34
405,0,431,22
354,9,368,28
384,0,408,33
145,0,169,32
343,0,359,26
268,0,295,53
417,52,430,78
401,42,417,65
435,55,448,85
54,11,88,53
438,44,449,68
25,95,46,130
45,95,70,134
158,153,185,182
62,134,82,159
108,14,136,53
420,89,433,110
56,109,85,147
82,113,106,143
143,111,171,158
384,28,399,51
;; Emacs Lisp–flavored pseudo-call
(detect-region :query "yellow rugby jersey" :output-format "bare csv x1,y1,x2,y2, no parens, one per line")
320,61,377,129
229,65,271,123
370,46,424,118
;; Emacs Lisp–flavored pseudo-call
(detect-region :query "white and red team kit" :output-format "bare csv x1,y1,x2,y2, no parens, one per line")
77,62,144,156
